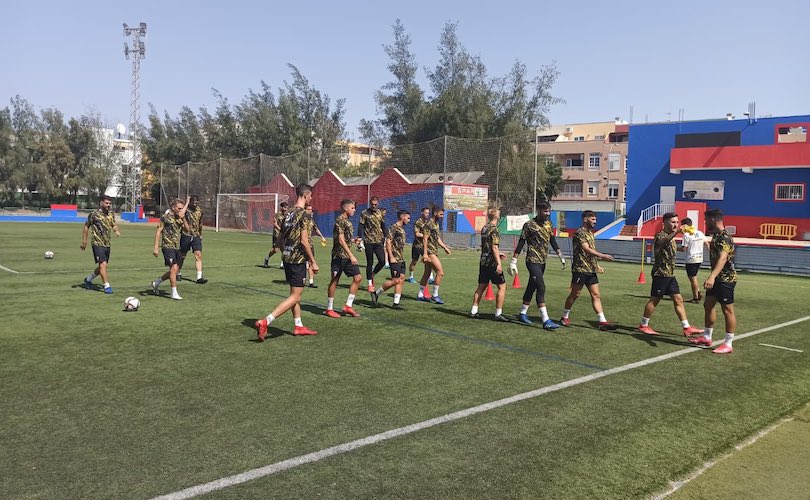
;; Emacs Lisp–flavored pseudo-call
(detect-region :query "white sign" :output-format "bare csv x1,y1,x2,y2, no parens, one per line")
683,180,724,201
444,185,489,211
506,214,530,232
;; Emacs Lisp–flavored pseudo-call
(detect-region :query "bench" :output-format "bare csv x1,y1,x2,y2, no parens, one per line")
759,223,797,240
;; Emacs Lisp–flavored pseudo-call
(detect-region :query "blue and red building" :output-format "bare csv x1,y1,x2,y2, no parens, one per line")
627,114,810,240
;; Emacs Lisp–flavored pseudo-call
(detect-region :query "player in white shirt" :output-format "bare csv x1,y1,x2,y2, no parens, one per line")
679,217,709,303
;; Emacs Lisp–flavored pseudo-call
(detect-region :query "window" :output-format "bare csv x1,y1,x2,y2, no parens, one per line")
608,181,620,199
774,183,805,201
587,181,599,196
574,136,585,141
609,153,621,171
562,181,583,197
589,153,600,170
543,155,554,165
594,135,605,141
624,155,628,172
565,155,584,168
777,126,807,144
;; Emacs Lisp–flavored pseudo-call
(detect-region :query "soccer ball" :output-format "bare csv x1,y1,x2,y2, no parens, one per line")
44,251,54,259
123,296,140,311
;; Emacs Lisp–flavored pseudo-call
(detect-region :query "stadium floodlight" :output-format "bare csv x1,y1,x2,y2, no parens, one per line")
123,23,129,33
123,43,129,59
139,22,147,32
122,21,148,212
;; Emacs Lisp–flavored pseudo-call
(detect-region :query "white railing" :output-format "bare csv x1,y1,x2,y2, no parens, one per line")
636,203,675,236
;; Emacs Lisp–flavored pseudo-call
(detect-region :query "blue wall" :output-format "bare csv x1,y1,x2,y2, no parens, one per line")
627,114,810,222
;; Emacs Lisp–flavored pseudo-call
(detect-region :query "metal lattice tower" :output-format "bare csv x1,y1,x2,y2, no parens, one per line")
123,22,147,212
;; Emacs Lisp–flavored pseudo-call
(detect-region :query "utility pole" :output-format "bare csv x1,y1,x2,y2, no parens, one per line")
123,22,147,213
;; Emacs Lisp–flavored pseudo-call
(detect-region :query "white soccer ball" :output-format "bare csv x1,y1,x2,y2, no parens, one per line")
44,250,54,259
124,296,140,311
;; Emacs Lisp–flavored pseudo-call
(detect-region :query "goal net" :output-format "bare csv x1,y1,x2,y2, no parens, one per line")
215,193,289,233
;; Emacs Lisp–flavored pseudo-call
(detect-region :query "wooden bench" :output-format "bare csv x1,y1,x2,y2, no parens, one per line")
759,223,797,240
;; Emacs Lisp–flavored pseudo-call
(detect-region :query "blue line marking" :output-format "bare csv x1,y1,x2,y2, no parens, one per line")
221,282,607,372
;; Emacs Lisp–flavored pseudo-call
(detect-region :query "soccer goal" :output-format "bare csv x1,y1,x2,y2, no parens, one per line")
215,193,290,233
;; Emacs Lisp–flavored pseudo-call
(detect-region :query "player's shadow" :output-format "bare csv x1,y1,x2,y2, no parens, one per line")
71,283,98,291
433,307,473,319
299,303,325,315
601,323,693,347
271,279,288,285
240,319,286,341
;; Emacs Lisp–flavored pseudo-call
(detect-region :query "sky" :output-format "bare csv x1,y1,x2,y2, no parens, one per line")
2,0,808,141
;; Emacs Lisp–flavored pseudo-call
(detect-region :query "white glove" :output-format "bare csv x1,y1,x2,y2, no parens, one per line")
558,254,566,270
508,257,518,276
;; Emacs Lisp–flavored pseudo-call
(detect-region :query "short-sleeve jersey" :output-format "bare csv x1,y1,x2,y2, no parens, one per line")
280,207,310,264
183,206,203,237
360,207,385,244
332,214,355,260
652,231,676,277
682,231,706,264
710,230,737,283
273,211,285,238
425,219,440,255
572,227,598,274
160,213,184,250
480,223,500,267
85,209,116,248
388,223,406,262
413,217,428,250
520,218,555,264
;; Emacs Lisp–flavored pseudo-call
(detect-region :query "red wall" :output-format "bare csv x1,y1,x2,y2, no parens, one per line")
724,215,810,240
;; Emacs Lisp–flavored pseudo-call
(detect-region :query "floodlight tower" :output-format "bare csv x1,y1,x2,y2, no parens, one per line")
123,22,147,212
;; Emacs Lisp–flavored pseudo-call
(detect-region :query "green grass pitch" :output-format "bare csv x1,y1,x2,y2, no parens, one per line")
1,222,808,499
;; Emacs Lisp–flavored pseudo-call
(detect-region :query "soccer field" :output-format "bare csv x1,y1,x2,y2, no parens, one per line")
1,222,809,499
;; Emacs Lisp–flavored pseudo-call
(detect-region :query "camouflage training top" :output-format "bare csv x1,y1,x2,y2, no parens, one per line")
480,223,501,267
388,223,406,263
332,214,355,260
273,211,285,238
521,218,555,264
160,212,185,250
360,207,385,244
424,219,440,255
85,209,116,248
280,207,311,264
412,217,428,250
571,227,598,274
304,217,321,243
183,206,203,237
710,230,737,283
652,231,677,277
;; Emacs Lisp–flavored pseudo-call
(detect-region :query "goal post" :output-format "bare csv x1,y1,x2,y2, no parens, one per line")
215,193,289,233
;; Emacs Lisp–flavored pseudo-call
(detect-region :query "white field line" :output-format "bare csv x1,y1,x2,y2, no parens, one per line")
13,264,257,275
0,263,19,274
152,315,810,500
758,343,804,353
743,279,810,290
654,416,795,499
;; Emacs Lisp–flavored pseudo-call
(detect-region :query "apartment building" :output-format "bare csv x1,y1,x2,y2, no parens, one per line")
536,121,629,214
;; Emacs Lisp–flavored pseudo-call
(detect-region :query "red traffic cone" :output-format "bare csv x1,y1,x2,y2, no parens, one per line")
637,270,646,284
512,273,522,289
484,282,495,301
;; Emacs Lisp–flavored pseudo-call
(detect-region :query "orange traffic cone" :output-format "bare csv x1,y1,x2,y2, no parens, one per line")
637,270,646,284
512,273,522,289
484,283,495,301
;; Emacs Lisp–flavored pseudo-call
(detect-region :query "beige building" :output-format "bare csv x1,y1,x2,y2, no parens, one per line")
338,141,390,167
536,121,629,214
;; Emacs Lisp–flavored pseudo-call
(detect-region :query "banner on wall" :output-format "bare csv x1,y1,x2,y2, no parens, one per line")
682,180,724,200
443,185,488,210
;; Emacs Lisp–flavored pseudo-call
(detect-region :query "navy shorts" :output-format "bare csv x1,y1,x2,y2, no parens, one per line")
390,262,406,279
651,276,681,298
478,264,506,285
331,258,361,278
707,281,735,304
162,248,182,267
92,246,110,264
571,272,599,286
284,262,307,288
685,263,700,278
180,235,202,253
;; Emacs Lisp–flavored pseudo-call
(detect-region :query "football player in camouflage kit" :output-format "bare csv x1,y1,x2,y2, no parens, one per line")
469,206,509,321
152,197,190,300
80,195,121,293
418,208,451,304
638,213,704,337
560,211,618,331
370,210,411,309
359,195,387,292
689,208,738,354
509,201,565,329
408,207,431,283
264,201,289,269
304,203,327,288
255,185,319,341
325,199,363,318
178,195,208,284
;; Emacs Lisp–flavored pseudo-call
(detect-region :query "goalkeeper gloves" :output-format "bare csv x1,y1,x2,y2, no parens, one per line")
558,253,566,270
508,257,518,276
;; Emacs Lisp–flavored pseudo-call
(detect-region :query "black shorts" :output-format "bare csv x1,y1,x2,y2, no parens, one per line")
331,258,361,278
571,272,599,286
651,276,681,297
526,262,547,280
411,246,423,262
478,264,506,285
284,262,307,288
685,263,701,277
390,262,406,279
162,248,182,267
272,233,280,249
707,281,735,304
92,246,110,264
180,235,202,253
